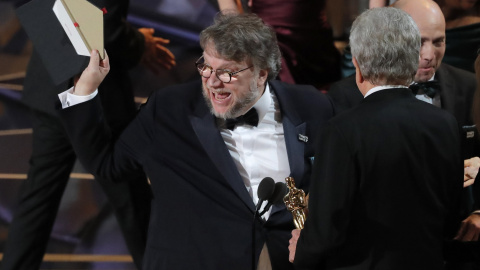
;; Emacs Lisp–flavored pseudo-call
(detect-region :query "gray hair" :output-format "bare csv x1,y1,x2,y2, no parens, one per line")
199,12,281,81
350,7,420,85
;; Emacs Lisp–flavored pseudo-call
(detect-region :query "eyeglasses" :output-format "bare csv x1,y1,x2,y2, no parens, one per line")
195,56,253,83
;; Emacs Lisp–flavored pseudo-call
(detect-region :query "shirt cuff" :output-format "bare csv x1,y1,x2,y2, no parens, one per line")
58,86,98,109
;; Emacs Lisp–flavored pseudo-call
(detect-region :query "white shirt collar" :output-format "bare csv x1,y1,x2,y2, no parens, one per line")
251,83,271,122
364,85,409,98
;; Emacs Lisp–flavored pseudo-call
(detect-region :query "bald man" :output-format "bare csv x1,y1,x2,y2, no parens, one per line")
329,0,480,245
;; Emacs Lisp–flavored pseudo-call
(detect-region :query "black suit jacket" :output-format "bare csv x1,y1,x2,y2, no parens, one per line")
61,80,335,270
294,88,464,270
328,64,477,128
22,0,144,130
328,64,479,208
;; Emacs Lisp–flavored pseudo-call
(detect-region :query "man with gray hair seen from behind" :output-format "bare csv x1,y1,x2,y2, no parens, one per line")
288,7,463,270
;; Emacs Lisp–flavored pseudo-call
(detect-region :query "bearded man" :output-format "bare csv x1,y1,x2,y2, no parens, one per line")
56,12,334,270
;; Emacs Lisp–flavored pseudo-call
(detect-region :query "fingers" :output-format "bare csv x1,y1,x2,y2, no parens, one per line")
464,165,479,184
74,50,109,95
138,27,154,36
141,45,176,73
100,49,110,70
463,157,480,188
455,215,480,241
465,157,480,167
89,49,100,68
156,45,176,68
288,229,301,263
288,247,295,263
157,44,175,60
88,49,110,71
288,240,296,263
154,37,170,45
464,178,475,188
457,224,478,241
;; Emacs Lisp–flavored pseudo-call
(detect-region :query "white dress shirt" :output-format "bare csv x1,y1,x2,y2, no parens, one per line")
58,86,97,108
220,84,290,220
364,85,409,98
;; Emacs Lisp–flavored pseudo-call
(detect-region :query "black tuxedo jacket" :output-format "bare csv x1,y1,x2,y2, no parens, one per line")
328,64,479,206
22,0,144,129
294,88,464,270
61,80,335,270
328,64,477,128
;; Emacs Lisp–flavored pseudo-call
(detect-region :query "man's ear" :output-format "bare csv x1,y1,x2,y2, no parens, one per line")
257,69,268,87
353,57,364,84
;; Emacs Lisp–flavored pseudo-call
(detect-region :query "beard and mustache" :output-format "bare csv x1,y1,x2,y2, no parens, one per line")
202,77,262,119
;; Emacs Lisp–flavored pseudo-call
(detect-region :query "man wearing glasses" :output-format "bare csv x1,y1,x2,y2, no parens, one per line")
56,12,334,270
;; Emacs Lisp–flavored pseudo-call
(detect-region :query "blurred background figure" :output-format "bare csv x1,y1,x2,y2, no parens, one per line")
475,54,480,127
217,0,341,91
0,0,176,269
369,0,395,8
0,0,215,269
435,0,480,73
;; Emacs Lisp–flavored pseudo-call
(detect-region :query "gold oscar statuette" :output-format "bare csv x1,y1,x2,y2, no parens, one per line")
283,177,307,229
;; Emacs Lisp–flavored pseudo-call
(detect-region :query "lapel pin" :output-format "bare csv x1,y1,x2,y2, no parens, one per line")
298,134,308,143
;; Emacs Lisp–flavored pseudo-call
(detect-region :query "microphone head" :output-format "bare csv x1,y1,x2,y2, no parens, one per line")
257,177,275,201
269,182,287,204
257,182,288,216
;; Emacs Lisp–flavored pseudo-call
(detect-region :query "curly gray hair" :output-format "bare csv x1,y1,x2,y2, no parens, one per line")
199,12,281,81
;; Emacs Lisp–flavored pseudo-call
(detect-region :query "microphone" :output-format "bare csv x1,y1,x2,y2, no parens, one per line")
258,182,287,216
255,177,275,215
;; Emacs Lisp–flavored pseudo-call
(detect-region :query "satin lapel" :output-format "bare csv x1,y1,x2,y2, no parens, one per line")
189,100,255,212
437,65,456,113
269,81,307,216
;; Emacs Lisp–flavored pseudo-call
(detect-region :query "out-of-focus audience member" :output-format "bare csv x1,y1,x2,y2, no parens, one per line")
1,1,175,270
447,48,480,270
217,0,341,91
435,0,480,72
369,0,395,8
289,7,463,269
474,55,480,187
475,53,480,131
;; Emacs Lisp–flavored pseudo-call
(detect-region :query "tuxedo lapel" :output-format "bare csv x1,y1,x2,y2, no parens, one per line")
270,82,307,216
189,98,255,212
437,65,456,113
283,119,307,186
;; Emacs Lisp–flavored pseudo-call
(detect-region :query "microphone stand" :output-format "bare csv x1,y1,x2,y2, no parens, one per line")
251,177,275,270
252,204,263,270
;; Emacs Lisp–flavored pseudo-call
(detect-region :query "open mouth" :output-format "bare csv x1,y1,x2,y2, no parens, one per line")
211,90,232,103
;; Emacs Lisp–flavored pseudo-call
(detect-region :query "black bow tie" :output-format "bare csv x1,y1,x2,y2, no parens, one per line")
223,108,259,130
409,80,440,98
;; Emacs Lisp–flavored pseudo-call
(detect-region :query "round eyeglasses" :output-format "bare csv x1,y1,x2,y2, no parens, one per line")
195,56,253,83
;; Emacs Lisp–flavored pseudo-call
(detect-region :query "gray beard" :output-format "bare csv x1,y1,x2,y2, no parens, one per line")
202,79,260,119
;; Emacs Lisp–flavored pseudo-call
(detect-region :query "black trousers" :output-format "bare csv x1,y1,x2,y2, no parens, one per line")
1,109,151,270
